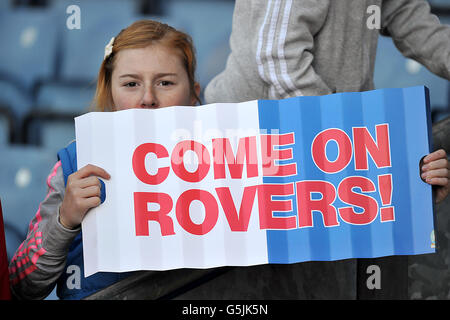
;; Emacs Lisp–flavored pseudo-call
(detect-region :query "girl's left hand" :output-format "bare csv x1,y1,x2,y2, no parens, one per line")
421,149,450,204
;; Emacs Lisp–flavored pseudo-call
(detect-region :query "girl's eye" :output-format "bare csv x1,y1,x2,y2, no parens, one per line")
158,80,174,86
125,82,138,87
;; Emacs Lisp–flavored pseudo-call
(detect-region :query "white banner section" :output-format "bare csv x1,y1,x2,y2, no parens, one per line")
76,102,268,277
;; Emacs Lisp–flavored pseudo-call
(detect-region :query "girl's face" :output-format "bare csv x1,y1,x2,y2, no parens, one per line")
111,44,199,110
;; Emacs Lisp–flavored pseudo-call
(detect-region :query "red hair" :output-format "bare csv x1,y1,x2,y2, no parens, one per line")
92,20,200,111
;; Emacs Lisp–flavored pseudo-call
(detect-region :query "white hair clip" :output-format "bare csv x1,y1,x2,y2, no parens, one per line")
104,37,115,60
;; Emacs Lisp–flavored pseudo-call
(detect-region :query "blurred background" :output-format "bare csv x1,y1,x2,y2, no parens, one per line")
0,0,449,300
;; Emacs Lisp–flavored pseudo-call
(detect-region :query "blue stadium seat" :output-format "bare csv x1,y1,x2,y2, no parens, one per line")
33,1,138,118
35,82,95,114
199,30,231,101
0,8,59,141
437,15,450,121
133,13,191,33
0,79,33,122
0,0,13,10
374,14,450,122
0,116,8,146
162,0,235,91
428,0,450,7
51,0,138,82
0,107,13,145
0,80,33,142
374,35,449,116
35,10,191,115
24,113,76,154
39,119,75,153
0,145,56,263
49,0,139,27
0,8,59,92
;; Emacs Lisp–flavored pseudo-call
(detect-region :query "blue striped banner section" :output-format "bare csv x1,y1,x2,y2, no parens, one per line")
257,86,434,263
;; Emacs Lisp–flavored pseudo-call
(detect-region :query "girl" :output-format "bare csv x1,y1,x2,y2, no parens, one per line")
9,20,200,300
9,19,449,300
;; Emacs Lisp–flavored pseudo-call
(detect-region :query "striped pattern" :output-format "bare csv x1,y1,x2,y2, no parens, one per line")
256,0,302,99
258,87,434,263
9,161,61,285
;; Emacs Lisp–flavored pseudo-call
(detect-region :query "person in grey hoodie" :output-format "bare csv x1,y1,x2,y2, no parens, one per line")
204,0,450,299
205,0,450,102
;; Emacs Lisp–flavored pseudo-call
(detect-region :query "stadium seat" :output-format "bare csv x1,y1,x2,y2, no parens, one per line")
198,30,231,101
132,13,191,33
0,8,59,141
374,35,449,121
0,79,33,143
0,145,56,263
0,144,59,300
0,79,33,122
0,106,13,145
162,0,235,91
32,1,138,120
35,82,95,114
39,119,75,153
428,0,450,7
35,9,192,116
51,0,139,82
0,0,12,10
0,116,9,146
49,0,139,26
23,111,76,153
0,8,59,92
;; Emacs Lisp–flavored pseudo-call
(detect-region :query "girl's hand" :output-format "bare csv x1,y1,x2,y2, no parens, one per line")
421,149,450,204
59,164,111,229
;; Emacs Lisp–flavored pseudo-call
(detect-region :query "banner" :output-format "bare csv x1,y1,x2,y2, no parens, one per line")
76,86,435,277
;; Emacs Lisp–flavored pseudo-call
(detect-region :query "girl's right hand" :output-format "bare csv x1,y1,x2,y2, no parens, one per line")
59,164,111,230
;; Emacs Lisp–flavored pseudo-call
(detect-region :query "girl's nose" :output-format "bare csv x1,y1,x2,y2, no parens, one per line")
140,87,158,108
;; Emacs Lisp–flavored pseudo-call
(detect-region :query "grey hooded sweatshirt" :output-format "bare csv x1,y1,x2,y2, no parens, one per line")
205,0,450,103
